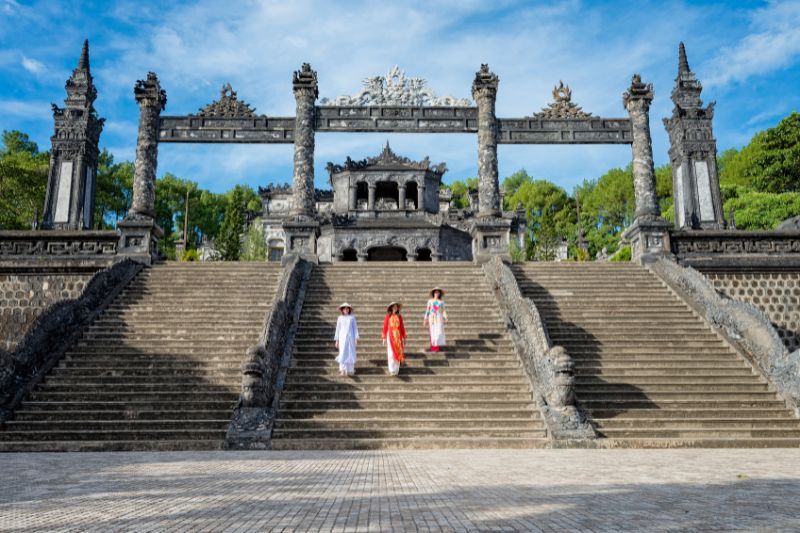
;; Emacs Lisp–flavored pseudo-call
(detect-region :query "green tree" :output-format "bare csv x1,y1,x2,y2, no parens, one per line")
94,150,133,228
217,186,247,261
0,130,48,229
724,188,800,230
507,179,575,261
502,169,532,208
752,112,800,193
241,219,267,261
444,178,477,209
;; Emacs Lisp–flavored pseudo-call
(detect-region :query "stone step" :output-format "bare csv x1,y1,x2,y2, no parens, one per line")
277,408,537,420
575,391,777,400
579,399,787,409
594,418,800,429
574,363,749,370
587,408,795,419
280,390,532,401
37,383,239,393
20,400,236,411
576,383,770,393
0,439,226,452
593,438,800,449
4,420,231,432
11,409,234,421
596,428,800,439
271,428,547,440
578,368,757,377
52,367,242,378
575,376,764,385
282,383,531,393
270,437,547,450
274,418,541,429
0,429,227,442
286,367,522,377
278,400,536,410
290,359,520,368
282,375,530,385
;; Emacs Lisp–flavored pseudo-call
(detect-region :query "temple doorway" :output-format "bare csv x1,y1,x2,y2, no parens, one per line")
368,247,407,261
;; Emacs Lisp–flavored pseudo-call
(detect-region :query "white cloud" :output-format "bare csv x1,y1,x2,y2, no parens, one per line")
21,55,45,75
704,0,800,88
0,98,51,119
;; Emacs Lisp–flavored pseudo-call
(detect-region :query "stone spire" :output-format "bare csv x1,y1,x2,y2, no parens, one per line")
41,39,104,230
663,42,723,230
671,41,703,110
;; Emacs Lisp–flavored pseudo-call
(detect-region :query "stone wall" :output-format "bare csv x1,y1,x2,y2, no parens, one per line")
1,272,94,351
700,269,800,352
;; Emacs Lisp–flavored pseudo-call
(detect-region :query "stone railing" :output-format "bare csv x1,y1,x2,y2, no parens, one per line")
0,230,119,256
226,256,312,449
0,259,141,422
482,256,595,439
647,257,800,413
671,230,800,268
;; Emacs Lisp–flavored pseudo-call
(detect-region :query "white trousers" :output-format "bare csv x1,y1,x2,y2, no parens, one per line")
387,344,400,375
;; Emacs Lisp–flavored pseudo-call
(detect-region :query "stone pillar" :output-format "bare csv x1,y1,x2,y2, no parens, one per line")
128,72,166,219
117,71,167,265
663,42,724,230
417,183,425,211
290,63,318,218
283,63,320,261
624,74,659,222
407,252,418,262
357,252,368,262
367,184,376,211
348,183,357,211
622,74,671,262
472,64,501,218
398,184,407,211
42,40,104,230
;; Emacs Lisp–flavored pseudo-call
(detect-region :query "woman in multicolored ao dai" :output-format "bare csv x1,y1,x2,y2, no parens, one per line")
424,287,448,352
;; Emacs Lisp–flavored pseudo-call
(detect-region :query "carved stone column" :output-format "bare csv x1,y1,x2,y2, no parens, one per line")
290,63,317,218
398,184,407,211
118,72,166,265
129,73,166,219
472,64,501,218
283,63,320,261
622,74,671,262
367,184,376,211
624,74,659,221
418,182,426,211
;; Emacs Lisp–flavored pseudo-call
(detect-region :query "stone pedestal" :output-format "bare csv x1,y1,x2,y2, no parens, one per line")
282,217,319,263
117,217,163,265
472,217,512,264
623,218,672,263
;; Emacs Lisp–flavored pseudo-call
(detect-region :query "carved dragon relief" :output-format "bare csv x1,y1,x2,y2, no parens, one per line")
532,81,594,119
196,83,256,118
320,66,472,107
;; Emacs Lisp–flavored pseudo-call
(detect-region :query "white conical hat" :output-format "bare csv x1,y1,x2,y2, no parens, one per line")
337,302,354,311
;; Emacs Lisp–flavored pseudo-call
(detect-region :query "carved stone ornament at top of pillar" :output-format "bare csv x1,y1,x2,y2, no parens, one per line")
291,63,318,218
129,72,167,220
472,64,501,218
623,74,661,223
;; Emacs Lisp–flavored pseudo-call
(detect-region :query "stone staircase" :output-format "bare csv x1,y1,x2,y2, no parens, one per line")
513,262,800,447
272,263,547,449
0,262,281,452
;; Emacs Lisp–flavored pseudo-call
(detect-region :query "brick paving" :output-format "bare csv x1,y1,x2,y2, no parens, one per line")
0,449,798,531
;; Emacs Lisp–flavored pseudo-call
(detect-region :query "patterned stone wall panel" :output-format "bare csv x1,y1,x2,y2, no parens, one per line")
0,273,93,351
702,270,800,352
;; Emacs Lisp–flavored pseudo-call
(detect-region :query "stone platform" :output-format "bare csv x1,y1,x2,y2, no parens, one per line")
0,449,798,531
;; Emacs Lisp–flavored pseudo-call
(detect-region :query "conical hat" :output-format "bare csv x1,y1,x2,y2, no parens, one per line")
429,287,445,297
386,301,403,312
337,302,354,311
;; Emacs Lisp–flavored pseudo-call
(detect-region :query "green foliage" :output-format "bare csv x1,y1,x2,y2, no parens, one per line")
0,130,48,229
179,248,200,262
508,178,575,261
508,238,526,263
217,186,247,261
724,189,800,230
609,245,631,262
752,112,800,193
94,150,133,228
444,177,477,209
502,169,532,208
241,219,267,261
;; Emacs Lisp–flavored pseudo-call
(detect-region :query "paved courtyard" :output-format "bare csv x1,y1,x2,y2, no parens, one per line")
0,449,798,532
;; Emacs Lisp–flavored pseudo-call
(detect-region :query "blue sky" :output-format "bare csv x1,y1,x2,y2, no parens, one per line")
2,0,800,194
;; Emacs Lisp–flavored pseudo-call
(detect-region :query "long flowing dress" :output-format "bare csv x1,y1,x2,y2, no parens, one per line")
334,314,359,375
382,313,406,376
425,299,447,352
